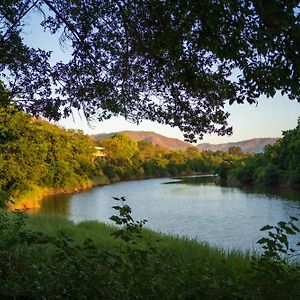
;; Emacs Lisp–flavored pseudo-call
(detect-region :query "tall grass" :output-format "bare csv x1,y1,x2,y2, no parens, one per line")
27,212,252,275
27,214,119,249
1,208,299,299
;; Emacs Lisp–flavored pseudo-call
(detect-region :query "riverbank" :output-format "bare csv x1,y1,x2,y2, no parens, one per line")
9,171,202,210
224,173,300,189
8,175,110,210
221,175,300,198
1,209,299,299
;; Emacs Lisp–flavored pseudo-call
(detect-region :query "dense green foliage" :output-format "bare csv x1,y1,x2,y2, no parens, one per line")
0,200,299,299
220,119,300,186
0,107,247,207
0,107,102,207
98,133,246,180
1,1,299,140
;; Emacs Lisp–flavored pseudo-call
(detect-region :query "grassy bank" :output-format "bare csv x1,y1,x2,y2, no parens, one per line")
1,206,300,299
9,172,202,210
27,213,251,269
8,175,110,210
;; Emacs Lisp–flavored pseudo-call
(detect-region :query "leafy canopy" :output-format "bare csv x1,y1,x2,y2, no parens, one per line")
0,0,299,140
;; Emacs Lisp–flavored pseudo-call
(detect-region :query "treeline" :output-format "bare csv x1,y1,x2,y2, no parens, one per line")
1,106,299,210
0,107,247,207
97,133,245,180
0,107,103,208
219,119,300,186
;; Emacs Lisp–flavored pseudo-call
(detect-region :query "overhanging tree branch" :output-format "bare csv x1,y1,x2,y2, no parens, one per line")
42,0,84,46
0,0,299,141
0,0,39,43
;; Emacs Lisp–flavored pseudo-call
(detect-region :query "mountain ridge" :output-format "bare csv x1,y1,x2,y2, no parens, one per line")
92,131,192,151
196,137,279,153
91,131,279,153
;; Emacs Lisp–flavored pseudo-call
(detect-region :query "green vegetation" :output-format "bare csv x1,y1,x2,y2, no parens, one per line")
0,106,104,208
1,1,299,141
219,119,300,186
98,133,246,180
0,107,247,208
1,199,299,299
1,3,299,298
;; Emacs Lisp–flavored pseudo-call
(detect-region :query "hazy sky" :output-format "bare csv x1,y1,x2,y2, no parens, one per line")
22,10,300,144
56,96,299,144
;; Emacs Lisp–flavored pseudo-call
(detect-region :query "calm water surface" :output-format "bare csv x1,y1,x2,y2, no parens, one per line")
32,176,300,251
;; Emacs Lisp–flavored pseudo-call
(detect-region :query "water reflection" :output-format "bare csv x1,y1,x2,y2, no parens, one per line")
32,176,300,251
29,194,71,216
165,174,219,186
172,175,300,202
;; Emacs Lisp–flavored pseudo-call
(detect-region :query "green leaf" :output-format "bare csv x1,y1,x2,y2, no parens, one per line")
112,205,122,210
291,224,299,233
268,232,276,238
257,237,269,244
110,215,122,225
260,225,273,231
285,227,297,235
278,234,288,249
278,221,287,227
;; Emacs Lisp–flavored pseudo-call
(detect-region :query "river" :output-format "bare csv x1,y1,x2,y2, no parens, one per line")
31,175,300,251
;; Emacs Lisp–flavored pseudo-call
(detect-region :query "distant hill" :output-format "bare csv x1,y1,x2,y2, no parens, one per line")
91,131,279,153
91,131,193,150
196,138,279,153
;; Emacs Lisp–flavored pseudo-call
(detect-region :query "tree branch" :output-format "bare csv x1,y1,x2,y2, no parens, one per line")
0,0,39,43
42,0,84,46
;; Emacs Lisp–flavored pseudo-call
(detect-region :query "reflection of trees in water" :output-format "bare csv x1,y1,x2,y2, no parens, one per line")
178,176,219,186
168,175,300,202
33,176,300,218
238,185,300,203
38,195,71,217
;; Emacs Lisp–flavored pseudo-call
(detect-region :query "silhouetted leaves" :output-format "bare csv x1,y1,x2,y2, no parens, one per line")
1,1,299,140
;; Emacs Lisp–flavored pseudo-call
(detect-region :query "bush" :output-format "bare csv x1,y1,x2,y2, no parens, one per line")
1,202,299,299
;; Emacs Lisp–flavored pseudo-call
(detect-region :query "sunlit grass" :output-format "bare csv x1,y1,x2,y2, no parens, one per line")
9,186,50,210
27,212,252,274
27,214,118,249
1,209,299,299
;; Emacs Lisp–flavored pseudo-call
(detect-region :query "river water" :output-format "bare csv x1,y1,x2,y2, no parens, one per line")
32,175,300,251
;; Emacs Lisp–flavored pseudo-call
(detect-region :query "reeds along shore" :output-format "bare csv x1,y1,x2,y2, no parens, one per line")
1,208,299,299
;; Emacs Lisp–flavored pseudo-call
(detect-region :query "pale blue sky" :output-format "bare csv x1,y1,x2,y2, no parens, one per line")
56,96,299,144
21,10,300,144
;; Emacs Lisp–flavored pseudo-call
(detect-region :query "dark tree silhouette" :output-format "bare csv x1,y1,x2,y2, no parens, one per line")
0,0,299,140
